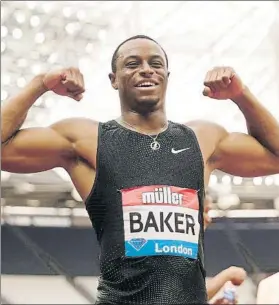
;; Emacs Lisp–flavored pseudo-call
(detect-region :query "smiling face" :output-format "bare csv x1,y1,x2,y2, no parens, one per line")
109,38,169,114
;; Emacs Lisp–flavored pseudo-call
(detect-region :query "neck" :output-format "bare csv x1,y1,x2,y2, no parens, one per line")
120,109,168,134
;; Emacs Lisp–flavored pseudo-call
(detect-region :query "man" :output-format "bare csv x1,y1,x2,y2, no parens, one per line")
2,35,279,304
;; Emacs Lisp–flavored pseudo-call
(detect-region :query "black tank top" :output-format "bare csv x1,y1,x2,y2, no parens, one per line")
86,120,207,304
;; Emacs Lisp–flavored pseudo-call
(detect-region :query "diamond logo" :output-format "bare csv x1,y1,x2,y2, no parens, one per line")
128,238,147,251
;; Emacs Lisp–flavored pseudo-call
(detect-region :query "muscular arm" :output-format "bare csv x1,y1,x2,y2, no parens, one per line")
1,75,48,144
1,67,93,174
210,126,279,177
2,124,74,173
233,87,279,157
200,87,279,176
188,119,279,177
2,118,98,173
200,68,279,176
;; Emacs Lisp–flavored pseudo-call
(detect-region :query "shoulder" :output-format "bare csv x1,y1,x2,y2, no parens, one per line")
50,117,99,141
182,120,229,165
184,120,228,136
51,117,99,129
184,119,229,147
184,120,229,149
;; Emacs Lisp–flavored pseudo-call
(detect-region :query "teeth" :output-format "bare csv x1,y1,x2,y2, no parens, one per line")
137,82,156,87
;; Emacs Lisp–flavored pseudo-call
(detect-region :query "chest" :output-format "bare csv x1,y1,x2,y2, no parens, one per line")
99,130,203,190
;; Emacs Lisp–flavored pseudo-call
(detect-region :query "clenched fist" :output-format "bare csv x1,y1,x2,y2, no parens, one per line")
203,67,245,100
43,67,85,101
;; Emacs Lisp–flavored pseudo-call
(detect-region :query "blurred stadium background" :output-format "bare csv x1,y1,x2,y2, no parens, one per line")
1,1,279,304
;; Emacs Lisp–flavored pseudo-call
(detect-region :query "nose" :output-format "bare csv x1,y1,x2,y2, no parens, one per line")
139,62,154,76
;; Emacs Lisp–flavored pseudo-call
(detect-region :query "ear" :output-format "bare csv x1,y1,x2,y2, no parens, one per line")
167,71,170,78
109,73,118,90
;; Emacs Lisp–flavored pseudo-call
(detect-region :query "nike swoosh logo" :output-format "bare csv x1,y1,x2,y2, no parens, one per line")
171,148,191,154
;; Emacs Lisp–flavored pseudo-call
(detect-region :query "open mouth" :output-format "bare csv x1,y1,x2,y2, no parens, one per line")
135,81,158,88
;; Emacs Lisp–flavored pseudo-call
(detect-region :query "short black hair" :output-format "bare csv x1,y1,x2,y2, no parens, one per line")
111,34,169,73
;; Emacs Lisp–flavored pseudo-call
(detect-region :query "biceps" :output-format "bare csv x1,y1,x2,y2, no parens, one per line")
2,156,63,173
2,127,74,173
211,133,279,177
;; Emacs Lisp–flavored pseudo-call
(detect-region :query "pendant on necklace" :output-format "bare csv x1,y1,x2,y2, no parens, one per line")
150,140,160,151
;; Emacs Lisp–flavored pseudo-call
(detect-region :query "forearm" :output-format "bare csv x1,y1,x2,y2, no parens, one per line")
1,74,48,143
206,269,230,300
233,87,279,156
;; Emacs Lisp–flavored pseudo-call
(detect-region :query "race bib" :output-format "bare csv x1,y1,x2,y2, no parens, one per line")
121,185,200,259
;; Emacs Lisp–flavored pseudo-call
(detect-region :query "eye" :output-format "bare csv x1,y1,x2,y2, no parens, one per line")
126,61,139,68
151,61,163,68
